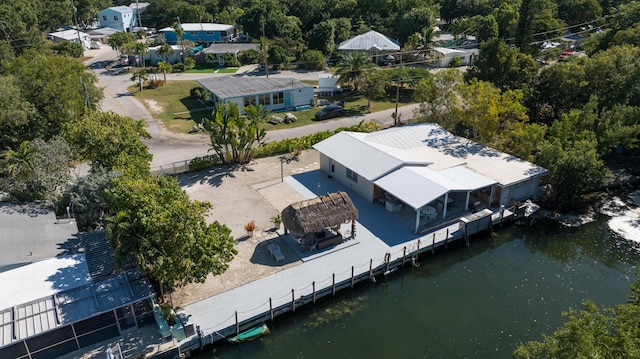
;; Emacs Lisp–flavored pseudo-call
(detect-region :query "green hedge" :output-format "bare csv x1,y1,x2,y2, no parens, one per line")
186,120,381,172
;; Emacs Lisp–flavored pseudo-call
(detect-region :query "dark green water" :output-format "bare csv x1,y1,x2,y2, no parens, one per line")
196,215,640,358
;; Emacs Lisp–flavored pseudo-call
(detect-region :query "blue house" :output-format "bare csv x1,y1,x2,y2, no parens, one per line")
159,23,235,45
97,6,135,32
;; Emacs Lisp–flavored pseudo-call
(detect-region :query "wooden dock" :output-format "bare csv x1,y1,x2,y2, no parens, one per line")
169,203,516,356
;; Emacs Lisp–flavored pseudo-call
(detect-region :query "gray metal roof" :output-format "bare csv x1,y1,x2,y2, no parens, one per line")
0,202,78,270
338,30,400,51
197,76,313,100
202,43,259,54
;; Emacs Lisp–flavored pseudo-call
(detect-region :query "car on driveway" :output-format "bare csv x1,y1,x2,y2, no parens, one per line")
314,105,346,120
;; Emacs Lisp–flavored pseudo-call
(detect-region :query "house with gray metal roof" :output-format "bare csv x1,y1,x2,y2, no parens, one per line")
313,123,547,232
98,6,136,32
197,76,314,112
0,203,155,359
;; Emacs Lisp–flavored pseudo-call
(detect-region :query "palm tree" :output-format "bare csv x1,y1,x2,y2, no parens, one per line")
173,22,186,61
334,51,375,92
156,42,173,64
158,61,172,82
0,141,38,180
406,27,444,64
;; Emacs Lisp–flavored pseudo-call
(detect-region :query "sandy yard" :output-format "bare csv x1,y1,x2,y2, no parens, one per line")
171,150,320,307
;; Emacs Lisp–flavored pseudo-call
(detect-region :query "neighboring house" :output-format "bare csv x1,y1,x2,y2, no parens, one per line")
434,33,478,48
86,27,120,44
159,23,236,45
48,29,91,49
313,124,547,232
201,43,259,65
0,203,156,359
98,6,136,32
338,30,400,65
197,76,315,112
144,44,182,65
431,47,478,67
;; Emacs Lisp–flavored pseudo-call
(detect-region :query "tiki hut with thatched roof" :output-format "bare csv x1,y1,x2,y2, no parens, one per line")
282,192,359,250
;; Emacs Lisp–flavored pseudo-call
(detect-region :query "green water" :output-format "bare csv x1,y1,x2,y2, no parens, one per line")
195,216,639,358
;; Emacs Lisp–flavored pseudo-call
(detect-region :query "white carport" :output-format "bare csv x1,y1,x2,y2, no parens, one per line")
375,166,496,233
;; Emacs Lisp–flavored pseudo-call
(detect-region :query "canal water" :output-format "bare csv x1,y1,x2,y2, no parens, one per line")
195,199,640,358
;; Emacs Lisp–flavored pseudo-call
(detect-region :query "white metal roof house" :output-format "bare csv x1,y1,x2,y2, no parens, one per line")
197,76,314,112
144,44,182,65
0,203,155,359
98,6,136,32
338,30,400,65
48,29,91,49
431,47,478,67
313,124,547,232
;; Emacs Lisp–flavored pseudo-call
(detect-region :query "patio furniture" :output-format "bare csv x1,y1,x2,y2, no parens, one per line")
267,244,285,263
421,206,437,221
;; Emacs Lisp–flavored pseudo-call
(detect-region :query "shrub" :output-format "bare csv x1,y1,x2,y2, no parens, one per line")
188,154,220,172
239,49,259,65
146,79,166,89
184,57,196,70
172,63,185,72
449,57,463,67
190,86,204,98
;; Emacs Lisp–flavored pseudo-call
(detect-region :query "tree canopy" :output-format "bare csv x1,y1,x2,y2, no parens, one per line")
105,175,237,288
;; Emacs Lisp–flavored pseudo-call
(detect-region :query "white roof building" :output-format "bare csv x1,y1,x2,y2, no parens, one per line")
338,30,400,52
313,123,547,232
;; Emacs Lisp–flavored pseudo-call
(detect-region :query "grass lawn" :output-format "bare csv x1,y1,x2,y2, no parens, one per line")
130,81,211,133
131,81,415,134
185,63,239,74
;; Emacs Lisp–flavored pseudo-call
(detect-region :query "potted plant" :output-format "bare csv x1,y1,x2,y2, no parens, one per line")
272,214,282,229
244,220,256,236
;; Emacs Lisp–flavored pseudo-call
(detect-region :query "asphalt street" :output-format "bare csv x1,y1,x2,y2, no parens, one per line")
83,47,420,167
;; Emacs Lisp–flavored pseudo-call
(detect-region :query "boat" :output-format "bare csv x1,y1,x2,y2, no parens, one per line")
229,324,270,343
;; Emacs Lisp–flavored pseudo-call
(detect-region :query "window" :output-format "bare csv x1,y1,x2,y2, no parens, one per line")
205,31,214,35
273,92,284,105
102,15,107,21
190,31,198,35
113,16,118,21
244,96,255,107
346,168,358,183
258,93,270,106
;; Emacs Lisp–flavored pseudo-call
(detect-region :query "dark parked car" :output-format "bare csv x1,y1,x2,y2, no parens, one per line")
314,105,346,120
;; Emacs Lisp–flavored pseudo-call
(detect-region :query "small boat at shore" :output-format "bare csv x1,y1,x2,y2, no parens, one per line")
229,324,270,343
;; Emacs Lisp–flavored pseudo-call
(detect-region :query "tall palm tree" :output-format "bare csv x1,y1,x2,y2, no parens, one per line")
406,27,444,64
156,42,173,64
334,51,375,92
158,61,172,82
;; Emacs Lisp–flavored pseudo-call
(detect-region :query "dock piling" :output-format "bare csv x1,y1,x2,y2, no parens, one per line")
235,311,239,335
351,266,355,288
313,282,316,303
402,247,407,266
432,234,435,253
332,274,336,295
292,289,295,312
269,298,273,321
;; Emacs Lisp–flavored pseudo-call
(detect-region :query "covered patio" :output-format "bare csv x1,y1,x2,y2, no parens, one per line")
373,165,496,233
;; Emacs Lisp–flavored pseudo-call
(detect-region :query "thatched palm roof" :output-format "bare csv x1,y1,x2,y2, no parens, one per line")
282,192,358,236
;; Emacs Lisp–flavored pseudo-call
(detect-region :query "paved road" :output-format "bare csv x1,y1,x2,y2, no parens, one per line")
83,47,420,167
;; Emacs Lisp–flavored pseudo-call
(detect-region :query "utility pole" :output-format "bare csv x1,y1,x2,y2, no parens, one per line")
135,0,142,28
394,50,403,126
80,77,91,109
71,2,83,48
262,20,268,78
